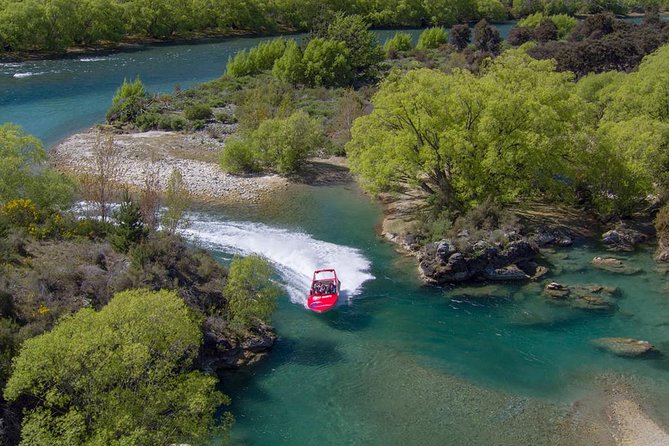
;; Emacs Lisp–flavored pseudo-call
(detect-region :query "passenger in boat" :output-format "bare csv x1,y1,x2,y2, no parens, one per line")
329,283,336,294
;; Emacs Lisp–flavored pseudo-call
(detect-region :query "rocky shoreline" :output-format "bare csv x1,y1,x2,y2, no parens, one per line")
50,128,290,205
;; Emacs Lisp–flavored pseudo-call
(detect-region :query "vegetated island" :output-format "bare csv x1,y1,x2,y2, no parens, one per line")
5,9,669,446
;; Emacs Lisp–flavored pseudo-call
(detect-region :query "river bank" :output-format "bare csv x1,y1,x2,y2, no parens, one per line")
50,128,290,204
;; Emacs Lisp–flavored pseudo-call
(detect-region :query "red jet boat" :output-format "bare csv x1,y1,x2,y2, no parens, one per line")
307,269,341,313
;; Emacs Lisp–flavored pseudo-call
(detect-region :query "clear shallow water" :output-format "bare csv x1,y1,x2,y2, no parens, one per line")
181,185,669,445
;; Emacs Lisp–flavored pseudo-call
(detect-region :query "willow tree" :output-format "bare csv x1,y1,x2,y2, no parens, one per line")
346,50,594,211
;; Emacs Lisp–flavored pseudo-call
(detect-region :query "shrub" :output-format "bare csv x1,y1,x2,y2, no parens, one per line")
157,114,187,131
220,137,260,174
106,77,147,124
473,19,502,54
302,38,353,87
220,111,323,175
272,40,304,84
4,289,228,445
383,32,414,57
0,199,40,228
476,0,508,22
110,191,147,253
656,203,669,241
135,112,160,131
225,256,280,329
508,26,534,46
226,38,288,77
534,18,558,42
449,24,471,51
417,27,448,50
184,103,213,121
550,14,577,39
215,112,237,124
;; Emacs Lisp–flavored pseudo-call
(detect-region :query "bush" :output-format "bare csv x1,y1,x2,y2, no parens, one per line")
110,191,147,253
157,114,188,131
184,103,213,121
302,38,353,87
476,0,508,22
226,38,288,77
473,19,502,54
106,77,147,124
272,40,304,84
383,32,414,57
417,27,448,50
220,111,323,175
508,26,535,46
225,256,280,329
4,289,228,445
220,137,260,174
449,24,471,51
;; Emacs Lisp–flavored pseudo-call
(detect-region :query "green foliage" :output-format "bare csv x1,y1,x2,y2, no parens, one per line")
272,40,304,84
416,27,449,50
476,0,508,22
106,77,148,124
383,32,414,57
0,124,74,210
183,103,213,121
347,50,595,211
655,202,669,238
4,289,228,445
110,190,147,253
235,78,295,130
517,12,577,38
221,111,324,175
226,38,288,77
162,168,190,234
224,256,280,329
318,13,384,83
302,38,353,87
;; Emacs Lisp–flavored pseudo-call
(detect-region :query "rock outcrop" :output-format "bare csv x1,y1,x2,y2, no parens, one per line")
543,282,618,312
592,337,659,358
601,225,648,252
200,317,277,372
418,239,540,285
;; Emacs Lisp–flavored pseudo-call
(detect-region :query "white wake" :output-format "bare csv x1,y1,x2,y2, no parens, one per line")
181,215,374,307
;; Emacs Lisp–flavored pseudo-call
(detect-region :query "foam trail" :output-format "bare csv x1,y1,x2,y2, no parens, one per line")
181,214,374,307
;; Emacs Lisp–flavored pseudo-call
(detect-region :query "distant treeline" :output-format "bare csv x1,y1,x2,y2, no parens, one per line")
0,0,666,52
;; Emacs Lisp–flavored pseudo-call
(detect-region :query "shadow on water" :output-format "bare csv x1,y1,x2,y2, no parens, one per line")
314,303,375,332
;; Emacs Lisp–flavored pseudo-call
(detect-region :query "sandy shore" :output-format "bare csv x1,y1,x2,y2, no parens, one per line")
607,399,669,445
50,129,289,204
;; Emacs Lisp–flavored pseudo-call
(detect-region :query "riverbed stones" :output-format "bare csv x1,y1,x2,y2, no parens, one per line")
543,282,618,312
591,256,640,274
592,337,659,358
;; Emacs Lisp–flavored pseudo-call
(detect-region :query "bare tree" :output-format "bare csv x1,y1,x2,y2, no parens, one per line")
162,168,190,234
79,133,126,222
139,152,161,230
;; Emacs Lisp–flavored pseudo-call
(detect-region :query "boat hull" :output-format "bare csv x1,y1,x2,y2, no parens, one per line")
307,293,338,313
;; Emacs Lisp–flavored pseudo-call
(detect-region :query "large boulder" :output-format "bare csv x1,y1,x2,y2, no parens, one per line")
601,226,648,252
592,337,659,358
200,316,277,372
418,238,539,285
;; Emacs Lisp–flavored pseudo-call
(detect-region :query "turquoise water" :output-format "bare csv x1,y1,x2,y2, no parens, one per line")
2,19,669,444
185,185,669,445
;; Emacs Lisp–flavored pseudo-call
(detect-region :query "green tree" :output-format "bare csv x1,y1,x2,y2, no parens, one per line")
416,27,448,49
163,168,191,234
302,38,352,87
220,111,323,175
347,50,594,210
110,189,147,253
383,32,414,57
0,124,74,210
4,289,229,445
225,256,280,329
318,13,384,83
106,77,148,124
272,40,304,84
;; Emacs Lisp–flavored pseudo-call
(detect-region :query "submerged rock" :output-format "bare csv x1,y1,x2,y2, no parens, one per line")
543,282,618,312
592,337,659,358
591,256,640,275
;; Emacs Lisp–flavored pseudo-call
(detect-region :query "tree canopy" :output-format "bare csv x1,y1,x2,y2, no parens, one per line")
347,49,606,211
4,289,228,445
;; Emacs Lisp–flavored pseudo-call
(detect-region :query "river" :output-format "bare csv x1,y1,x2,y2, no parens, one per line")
3,19,669,445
